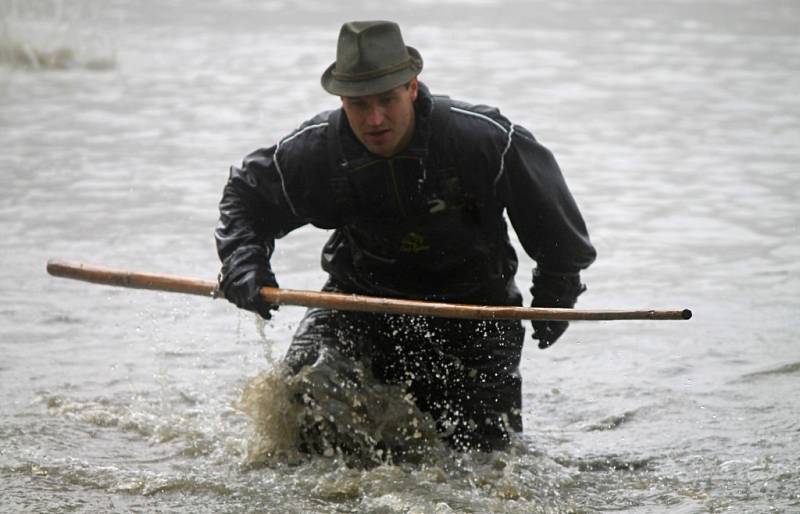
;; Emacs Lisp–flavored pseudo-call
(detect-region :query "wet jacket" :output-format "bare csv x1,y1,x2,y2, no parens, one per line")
215,83,596,305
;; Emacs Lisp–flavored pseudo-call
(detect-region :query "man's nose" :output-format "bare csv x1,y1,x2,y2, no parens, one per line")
366,106,386,126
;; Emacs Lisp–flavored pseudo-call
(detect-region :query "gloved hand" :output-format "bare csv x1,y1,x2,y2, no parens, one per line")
219,266,279,320
530,269,586,349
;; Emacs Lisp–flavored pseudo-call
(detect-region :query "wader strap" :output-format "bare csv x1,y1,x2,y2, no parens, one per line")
326,109,356,219
428,95,462,194
430,95,451,141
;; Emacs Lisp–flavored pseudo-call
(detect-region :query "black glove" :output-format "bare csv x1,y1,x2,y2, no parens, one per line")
219,266,279,320
530,269,586,349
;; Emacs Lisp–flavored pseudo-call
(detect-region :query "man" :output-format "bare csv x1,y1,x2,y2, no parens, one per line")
215,21,596,451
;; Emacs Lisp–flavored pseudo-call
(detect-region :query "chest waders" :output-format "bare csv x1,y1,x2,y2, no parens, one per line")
285,98,524,453
324,97,510,302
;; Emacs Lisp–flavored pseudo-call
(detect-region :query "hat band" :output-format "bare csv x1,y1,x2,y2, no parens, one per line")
332,57,417,82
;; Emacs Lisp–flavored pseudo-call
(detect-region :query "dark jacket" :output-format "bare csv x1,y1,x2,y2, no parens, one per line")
215,83,596,305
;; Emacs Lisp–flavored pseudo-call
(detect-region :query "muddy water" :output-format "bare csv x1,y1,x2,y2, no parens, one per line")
1,0,799,512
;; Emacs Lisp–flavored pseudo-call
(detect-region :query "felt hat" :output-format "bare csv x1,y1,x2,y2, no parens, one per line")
321,21,423,96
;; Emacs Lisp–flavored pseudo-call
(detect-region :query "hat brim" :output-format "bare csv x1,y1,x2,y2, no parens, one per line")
321,46,423,97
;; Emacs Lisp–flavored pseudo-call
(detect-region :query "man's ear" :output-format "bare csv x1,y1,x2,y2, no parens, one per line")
409,78,419,101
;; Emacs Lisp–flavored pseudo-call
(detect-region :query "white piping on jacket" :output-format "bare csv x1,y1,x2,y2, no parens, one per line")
273,108,517,215
496,124,516,186
449,107,516,187
273,122,329,217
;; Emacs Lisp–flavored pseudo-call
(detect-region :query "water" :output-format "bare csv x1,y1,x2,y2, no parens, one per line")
1,0,799,511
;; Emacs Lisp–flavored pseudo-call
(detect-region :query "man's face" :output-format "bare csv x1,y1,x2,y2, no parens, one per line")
341,79,418,157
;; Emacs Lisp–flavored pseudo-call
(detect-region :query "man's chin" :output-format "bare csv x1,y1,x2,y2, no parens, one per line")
366,142,395,157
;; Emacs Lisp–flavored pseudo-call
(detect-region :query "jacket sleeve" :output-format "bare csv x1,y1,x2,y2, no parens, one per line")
500,126,596,274
214,144,308,283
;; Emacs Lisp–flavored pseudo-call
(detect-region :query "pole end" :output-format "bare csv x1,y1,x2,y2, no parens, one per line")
46,259,60,276
682,309,692,320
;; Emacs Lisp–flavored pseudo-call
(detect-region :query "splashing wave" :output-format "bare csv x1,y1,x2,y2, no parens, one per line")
238,347,451,468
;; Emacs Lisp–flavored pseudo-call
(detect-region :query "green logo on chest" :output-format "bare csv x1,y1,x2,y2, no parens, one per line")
399,232,430,253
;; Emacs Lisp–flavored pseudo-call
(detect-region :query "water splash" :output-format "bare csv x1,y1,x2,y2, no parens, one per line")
0,0,116,71
238,347,449,468
0,40,115,70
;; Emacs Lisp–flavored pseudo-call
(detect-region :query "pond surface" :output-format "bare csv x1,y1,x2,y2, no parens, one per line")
1,0,799,512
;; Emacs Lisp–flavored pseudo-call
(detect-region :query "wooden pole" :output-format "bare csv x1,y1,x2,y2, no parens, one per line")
46,259,692,322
